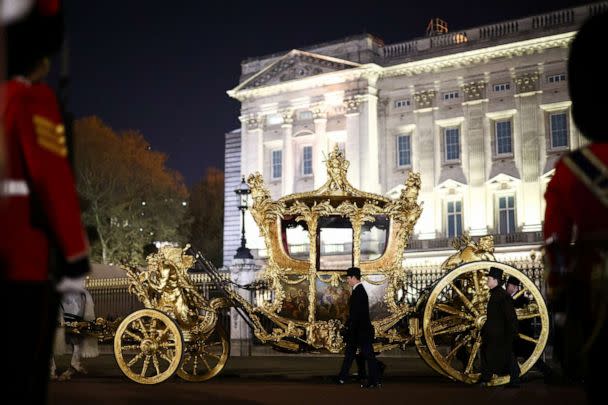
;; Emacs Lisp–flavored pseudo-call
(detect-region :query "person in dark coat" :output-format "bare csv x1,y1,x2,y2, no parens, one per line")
506,276,553,380
336,267,380,388
480,267,520,386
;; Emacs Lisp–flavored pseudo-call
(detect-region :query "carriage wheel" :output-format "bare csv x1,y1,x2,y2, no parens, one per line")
114,309,183,384
422,261,549,385
177,325,230,382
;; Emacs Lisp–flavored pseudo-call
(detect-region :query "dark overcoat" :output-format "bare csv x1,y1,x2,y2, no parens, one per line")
345,284,374,344
481,286,518,375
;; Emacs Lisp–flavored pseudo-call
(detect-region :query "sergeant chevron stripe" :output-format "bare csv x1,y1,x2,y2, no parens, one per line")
33,114,67,157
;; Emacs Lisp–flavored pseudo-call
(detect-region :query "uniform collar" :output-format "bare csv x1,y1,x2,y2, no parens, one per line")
353,282,362,290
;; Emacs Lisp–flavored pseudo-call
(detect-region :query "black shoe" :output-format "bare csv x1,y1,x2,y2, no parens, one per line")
506,378,521,388
334,377,346,385
361,383,381,389
378,361,386,378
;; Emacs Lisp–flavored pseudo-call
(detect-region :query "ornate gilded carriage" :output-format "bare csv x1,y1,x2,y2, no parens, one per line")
113,145,549,386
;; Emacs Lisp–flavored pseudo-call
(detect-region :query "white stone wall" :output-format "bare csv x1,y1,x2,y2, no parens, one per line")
224,3,606,260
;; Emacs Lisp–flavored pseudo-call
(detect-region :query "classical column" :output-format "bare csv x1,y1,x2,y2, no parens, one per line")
413,90,437,239
240,113,264,176
359,92,380,193
344,96,361,188
281,109,294,196
313,105,328,188
463,81,488,236
515,73,542,232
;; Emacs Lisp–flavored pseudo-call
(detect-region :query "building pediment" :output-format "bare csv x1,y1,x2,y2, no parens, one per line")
435,178,467,194
234,50,361,91
437,166,467,188
486,172,521,186
488,160,520,181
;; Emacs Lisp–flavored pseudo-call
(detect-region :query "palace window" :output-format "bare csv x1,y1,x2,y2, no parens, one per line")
397,134,411,167
302,145,313,176
547,74,566,84
495,120,513,155
550,112,569,148
446,200,463,238
498,195,516,234
493,82,511,92
443,91,460,101
271,150,282,179
444,127,460,161
394,99,411,108
298,110,313,120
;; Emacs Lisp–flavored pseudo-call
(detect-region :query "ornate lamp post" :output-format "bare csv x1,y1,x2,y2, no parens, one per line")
234,176,253,259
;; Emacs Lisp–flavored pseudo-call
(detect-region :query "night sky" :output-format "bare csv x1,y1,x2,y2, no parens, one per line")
56,0,591,186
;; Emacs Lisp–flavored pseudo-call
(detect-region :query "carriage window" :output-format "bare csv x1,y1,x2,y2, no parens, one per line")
318,216,353,271
360,215,389,262
281,216,310,259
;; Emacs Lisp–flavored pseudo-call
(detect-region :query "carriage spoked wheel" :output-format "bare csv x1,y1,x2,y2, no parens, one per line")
176,325,230,382
422,261,549,385
114,309,183,384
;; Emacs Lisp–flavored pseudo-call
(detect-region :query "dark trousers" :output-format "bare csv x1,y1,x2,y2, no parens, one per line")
339,340,379,384
480,342,519,383
0,281,58,404
356,353,385,380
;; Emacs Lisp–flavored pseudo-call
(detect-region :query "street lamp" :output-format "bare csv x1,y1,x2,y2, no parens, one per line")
234,176,253,259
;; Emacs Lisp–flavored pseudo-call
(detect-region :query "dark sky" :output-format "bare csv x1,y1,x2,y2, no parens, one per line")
56,0,592,186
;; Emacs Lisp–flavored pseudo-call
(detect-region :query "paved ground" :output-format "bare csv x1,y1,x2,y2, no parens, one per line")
49,351,586,405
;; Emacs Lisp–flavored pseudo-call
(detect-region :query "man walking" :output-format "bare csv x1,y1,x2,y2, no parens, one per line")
336,267,380,388
479,267,520,387
506,276,553,381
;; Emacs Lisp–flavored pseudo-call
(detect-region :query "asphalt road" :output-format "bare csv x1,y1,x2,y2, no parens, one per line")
49,353,586,405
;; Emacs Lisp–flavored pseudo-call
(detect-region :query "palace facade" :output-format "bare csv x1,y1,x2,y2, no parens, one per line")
223,2,608,268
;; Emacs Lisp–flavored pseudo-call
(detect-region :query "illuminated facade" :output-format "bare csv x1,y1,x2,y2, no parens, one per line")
223,2,608,267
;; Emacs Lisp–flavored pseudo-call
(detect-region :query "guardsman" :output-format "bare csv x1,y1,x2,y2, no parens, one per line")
543,11,608,404
0,1,90,402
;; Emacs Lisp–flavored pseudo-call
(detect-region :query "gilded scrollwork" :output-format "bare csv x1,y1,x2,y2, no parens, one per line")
242,145,423,351
440,232,496,271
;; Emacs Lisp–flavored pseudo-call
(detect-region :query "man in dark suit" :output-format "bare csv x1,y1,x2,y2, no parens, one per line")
479,267,520,387
336,267,380,388
506,276,553,380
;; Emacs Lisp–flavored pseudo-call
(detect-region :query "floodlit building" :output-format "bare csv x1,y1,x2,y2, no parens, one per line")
223,2,608,268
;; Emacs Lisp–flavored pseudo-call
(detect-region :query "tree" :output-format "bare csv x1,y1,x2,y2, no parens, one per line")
188,167,224,267
73,117,189,265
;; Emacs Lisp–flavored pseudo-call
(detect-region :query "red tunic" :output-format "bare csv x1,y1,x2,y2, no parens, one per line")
1,79,88,281
543,142,608,287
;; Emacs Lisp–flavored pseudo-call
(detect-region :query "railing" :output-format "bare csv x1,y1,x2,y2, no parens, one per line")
479,21,519,40
532,10,574,29
85,258,545,347
406,231,543,251
381,2,601,60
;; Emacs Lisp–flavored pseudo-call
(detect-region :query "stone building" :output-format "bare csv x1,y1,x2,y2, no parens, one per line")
223,2,608,268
